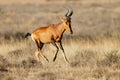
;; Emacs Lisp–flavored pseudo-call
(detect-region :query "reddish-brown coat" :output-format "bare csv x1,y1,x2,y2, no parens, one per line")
31,18,71,43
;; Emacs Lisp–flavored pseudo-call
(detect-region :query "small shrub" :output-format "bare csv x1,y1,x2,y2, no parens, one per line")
101,50,120,66
71,50,97,67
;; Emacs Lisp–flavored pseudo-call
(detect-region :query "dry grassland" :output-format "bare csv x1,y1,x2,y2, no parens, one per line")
0,1,120,80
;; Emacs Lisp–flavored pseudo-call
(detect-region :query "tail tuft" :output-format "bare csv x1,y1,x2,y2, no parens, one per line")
25,33,31,38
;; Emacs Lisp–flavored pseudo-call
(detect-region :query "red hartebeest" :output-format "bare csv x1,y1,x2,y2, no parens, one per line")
25,7,73,63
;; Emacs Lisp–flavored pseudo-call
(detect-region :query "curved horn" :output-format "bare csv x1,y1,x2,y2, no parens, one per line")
68,7,73,17
65,7,69,18
65,7,73,18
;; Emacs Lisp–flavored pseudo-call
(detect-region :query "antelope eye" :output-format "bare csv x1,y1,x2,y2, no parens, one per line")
65,22,69,25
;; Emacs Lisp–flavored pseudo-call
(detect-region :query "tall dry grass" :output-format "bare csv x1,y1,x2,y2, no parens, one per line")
0,34,120,80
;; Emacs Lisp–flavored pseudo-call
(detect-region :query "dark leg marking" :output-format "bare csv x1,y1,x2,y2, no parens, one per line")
35,40,49,62
58,41,65,53
51,39,59,62
57,41,70,63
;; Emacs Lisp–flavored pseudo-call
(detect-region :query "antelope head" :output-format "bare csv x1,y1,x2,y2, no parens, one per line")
61,7,73,34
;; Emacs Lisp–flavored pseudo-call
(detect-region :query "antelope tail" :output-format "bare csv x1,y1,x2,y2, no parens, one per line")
25,33,31,38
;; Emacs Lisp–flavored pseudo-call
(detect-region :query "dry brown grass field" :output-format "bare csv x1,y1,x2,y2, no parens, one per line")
0,0,120,80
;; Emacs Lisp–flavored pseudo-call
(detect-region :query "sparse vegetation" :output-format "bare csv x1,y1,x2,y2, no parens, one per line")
0,0,120,80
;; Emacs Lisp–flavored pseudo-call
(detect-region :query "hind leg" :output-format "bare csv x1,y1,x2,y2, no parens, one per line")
35,40,49,62
34,40,42,62
35,48,49,62
35,48,41,62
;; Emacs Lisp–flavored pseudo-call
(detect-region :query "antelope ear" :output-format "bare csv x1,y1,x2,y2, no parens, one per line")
60,17,66,22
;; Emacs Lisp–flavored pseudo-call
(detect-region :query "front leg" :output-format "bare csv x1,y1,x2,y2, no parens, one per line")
57,41,65,53
51,39,59,62
57,41,70,63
